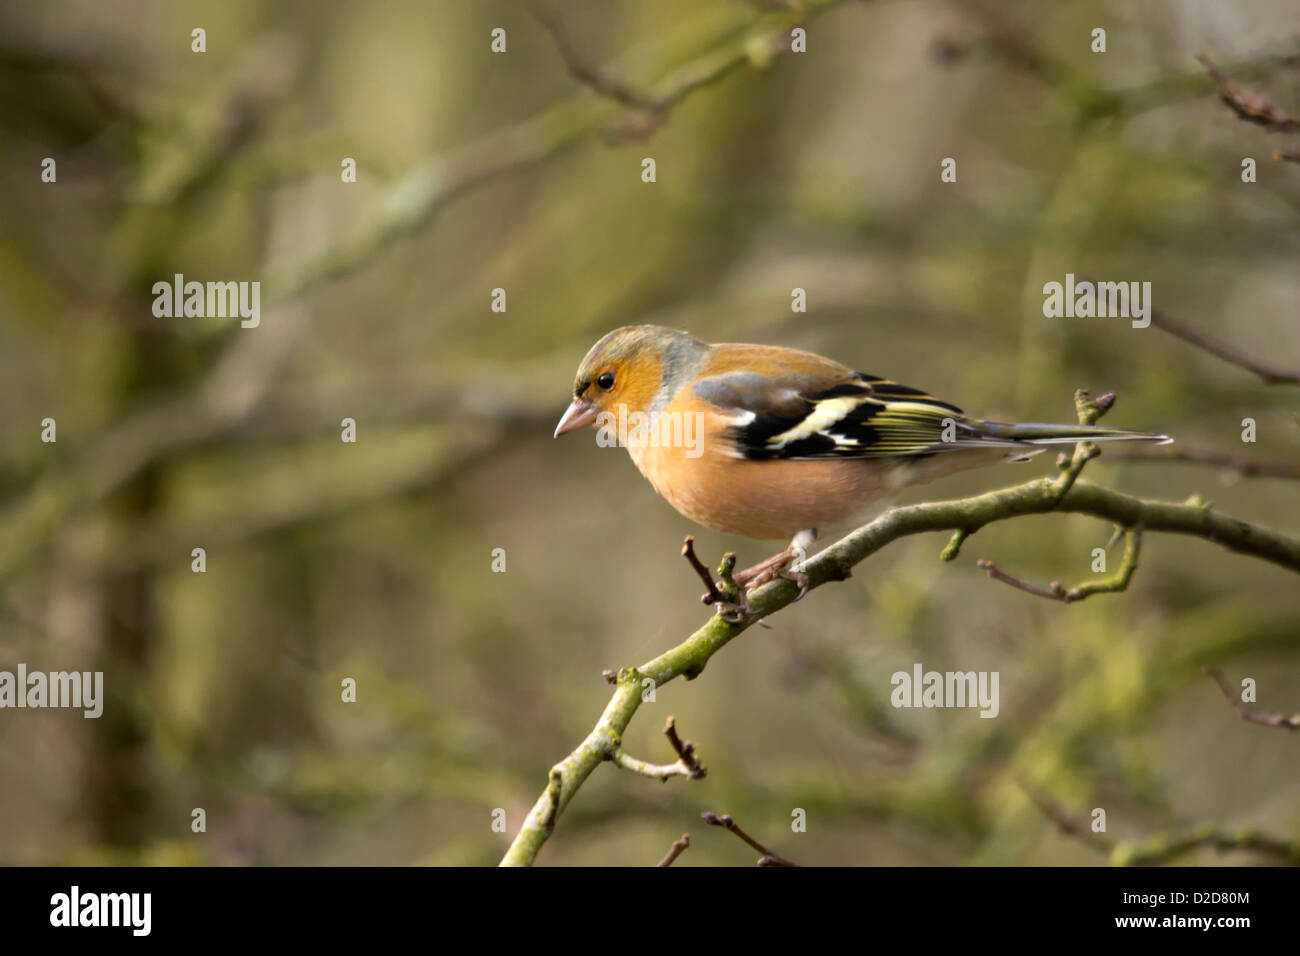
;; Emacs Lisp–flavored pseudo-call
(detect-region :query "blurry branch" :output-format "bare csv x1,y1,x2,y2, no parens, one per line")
1022,783,1300,865
500,397,1300,864
1205,668,1300,731
1021,784,1112,850
0,345,574,583
942,7,1300,132
1107,446,1300,481
610,715,708,781
950,2,1115,119
656,833,691,867
701,811,800,867
0,303,317,583
1149,306,1300,386
526,1,656,110
977,529,1140,604
268,0,849,302
1197,53,1300,133
1277,148,1300,165
1107,827,1300,866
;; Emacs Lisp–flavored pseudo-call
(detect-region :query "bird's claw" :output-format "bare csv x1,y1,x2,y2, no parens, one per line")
734,563,809,601
701,590,750,622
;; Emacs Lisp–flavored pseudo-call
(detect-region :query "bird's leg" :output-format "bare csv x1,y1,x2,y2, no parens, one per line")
734,529,816,599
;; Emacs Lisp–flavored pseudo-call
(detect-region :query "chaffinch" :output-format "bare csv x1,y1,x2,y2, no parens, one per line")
554,325,1169,593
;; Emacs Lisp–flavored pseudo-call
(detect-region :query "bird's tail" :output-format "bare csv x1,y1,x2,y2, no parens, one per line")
976,420,1173,445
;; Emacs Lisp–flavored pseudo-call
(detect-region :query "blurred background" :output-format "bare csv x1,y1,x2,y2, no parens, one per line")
1,0,1297,866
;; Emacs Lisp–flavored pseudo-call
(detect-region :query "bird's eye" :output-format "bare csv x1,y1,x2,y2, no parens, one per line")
597,371,615,390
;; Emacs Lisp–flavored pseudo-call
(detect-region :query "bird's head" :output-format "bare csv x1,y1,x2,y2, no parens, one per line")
554,325,706,437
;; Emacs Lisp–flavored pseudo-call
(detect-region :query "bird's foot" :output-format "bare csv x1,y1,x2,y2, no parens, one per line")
711,596,751,624
737,562,810,600
734,545,810,600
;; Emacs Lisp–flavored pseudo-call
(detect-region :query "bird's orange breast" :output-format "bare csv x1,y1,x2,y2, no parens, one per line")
625,407,894,540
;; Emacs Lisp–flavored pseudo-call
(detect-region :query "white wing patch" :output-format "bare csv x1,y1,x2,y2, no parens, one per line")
766,396,864,449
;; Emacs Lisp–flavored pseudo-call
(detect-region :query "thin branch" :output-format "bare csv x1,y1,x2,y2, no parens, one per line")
977,529,1141,604
682,535,727,606
609,715,707,781
1276,148,1300,165
500,456,1300,864
1048,389,1112,501
1107,446,1300,480
656,833,691,867
527,1,655,111
1149,307,1300,386
682,536,749,622
1205,668,1300,731
976,559,1072,601
1019,781,1115,852
1198,53,1300,132
663,716,707,778
530,0,819,128
701,812,800,867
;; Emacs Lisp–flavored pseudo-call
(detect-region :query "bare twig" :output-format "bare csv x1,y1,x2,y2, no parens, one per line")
940,527,974,561
1149,307,1300,386
682,535,727,606
656,833,691,867
663,716,706,778
527,2,655,110
1019,781,1115,851
977,528,1141,604
683,536,749,622
976,560,1070,601
529,0,831,143
1198,53,1300,132
1050,389,1113,501
1276,148,1300,165
701,812,800,867
1205,668,1300,731
610,715,707,781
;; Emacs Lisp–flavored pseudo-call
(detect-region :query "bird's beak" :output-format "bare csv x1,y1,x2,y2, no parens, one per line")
554,398,598,438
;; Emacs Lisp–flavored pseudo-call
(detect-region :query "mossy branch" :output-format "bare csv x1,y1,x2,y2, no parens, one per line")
500,475,1300,865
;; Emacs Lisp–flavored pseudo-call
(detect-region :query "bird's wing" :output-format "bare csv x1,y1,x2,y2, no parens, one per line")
691,367,1011,461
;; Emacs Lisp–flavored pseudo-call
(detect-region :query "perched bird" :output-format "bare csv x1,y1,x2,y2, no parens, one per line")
554,325,1170,595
